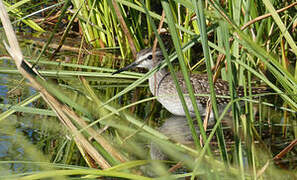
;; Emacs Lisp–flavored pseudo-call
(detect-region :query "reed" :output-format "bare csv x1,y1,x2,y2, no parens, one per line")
0,0,296,179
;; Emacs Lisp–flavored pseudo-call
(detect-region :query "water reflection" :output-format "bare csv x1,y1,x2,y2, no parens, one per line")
150,116,210,160
150,115,236,161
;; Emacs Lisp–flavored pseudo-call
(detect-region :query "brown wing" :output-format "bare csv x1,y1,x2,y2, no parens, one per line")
158,73,231,106
190,74,231,105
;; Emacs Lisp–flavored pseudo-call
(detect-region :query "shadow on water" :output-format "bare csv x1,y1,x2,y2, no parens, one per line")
147,114,297,177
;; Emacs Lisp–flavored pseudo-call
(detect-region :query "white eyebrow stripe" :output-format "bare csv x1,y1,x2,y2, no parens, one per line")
137,52,153,62
137,55,147,62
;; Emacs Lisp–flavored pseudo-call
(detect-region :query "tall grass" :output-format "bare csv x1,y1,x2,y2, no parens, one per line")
0,0,296,179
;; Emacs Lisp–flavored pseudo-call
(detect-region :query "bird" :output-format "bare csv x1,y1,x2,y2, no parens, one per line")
113,47,269,119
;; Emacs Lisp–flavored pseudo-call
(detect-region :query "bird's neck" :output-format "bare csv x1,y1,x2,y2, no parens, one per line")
148,68,168,96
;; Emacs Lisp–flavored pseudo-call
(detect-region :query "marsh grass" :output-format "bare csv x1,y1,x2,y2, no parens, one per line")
0,0,296,179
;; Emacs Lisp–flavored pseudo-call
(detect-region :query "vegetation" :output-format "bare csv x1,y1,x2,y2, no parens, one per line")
0,0,296,179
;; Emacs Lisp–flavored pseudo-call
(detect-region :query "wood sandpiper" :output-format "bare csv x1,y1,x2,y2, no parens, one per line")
113,48,269,119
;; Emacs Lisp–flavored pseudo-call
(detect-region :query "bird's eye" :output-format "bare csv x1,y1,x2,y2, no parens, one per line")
147,55,153,60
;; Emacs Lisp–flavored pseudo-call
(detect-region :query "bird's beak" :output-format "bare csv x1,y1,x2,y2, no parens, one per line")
112,61,139,75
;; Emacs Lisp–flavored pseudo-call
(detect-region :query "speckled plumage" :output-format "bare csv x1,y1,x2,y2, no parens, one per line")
114,48,269,118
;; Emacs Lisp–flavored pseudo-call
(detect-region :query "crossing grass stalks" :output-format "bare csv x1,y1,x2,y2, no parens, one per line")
0,0,296,179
